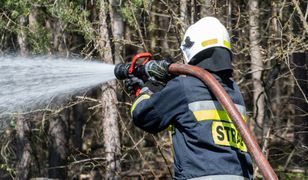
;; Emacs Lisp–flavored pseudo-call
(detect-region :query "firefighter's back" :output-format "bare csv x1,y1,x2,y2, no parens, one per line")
170,74,253,180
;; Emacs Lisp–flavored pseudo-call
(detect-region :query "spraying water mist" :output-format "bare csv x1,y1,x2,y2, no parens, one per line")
0,56,115,117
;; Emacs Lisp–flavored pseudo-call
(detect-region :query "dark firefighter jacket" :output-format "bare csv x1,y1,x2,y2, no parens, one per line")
130,65,253,179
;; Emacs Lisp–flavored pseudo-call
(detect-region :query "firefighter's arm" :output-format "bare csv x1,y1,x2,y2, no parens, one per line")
131,78,186,134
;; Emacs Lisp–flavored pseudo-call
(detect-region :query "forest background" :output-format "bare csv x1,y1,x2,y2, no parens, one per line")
0,0,307,179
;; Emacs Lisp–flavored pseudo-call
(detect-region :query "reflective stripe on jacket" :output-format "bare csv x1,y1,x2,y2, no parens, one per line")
131,72,253,180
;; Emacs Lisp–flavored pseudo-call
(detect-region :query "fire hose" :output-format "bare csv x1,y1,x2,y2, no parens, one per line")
114,53,279,180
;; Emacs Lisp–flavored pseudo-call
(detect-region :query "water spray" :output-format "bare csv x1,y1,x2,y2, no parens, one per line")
0,56,115,117
114,53,278,180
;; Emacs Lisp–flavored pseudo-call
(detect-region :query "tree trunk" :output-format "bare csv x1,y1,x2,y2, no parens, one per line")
109,0,124,64
264,0,280,137
45,18,53,55
16,14,30,179
149,3,157,50
200,0,215,17
292,52,308,167
17,16,28,56
99,0,112,61
54,21,68,56
249,0,265,140
29,6,39,33
15,116,31,180
160,16,170,56
48,112,69,179
99,0,121,179
72,104,84,151
101,81,121,179
190,0,196,24
180,0,189,31
226,0,232,29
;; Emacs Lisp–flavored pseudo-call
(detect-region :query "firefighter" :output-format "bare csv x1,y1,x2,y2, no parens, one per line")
126,17,253,180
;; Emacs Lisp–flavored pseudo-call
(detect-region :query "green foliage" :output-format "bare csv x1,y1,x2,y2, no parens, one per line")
3,0,29,19
143,0,151,10
279,172,308,180
120,0,149,27
148,23,156,32
0,163,15,174
9,118,16,128
131,0,143,7
0,0,97,53
49,1,94,41
274,166,307,180
121,6,134,25
0,19,5,30
28,23,52,53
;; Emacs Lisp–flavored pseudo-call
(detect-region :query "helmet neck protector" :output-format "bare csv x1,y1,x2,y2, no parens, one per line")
190,47,233,76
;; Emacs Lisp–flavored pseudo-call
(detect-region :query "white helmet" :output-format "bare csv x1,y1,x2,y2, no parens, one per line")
180,17,231,64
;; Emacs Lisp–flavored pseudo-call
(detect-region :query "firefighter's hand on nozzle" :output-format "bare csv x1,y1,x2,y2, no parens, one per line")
124,76,144,95
144,60,171,82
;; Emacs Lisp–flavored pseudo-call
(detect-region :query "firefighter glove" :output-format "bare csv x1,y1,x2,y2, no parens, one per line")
145,60,172,82
124,76,144,95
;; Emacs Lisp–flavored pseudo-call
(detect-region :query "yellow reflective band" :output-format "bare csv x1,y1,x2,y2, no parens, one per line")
130,94,150,115
224,40,231,49
167,125,176,135
212,121,247,152
193,110,246,123
189,101,246,116
201,39,218,47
